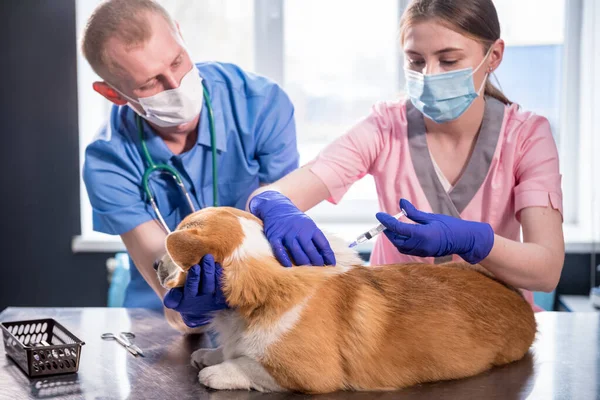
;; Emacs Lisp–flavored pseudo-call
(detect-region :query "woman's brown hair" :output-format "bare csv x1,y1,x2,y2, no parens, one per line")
399,0,511,105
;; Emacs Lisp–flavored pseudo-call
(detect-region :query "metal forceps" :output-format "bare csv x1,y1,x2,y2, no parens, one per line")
101,332,144,357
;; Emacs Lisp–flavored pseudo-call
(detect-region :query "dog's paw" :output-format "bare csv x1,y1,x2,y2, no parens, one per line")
198,364,250,390
190,348,210,369
191,347,223,369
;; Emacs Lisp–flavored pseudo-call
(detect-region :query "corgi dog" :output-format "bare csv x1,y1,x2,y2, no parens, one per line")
155,206,536,393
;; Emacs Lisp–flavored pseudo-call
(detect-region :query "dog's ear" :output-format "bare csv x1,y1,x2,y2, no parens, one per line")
165,229,204,271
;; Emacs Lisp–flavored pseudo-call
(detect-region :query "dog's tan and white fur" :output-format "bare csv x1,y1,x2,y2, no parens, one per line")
156,207,536,393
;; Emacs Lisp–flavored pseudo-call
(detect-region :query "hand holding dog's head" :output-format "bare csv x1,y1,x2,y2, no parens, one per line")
155,207,263,288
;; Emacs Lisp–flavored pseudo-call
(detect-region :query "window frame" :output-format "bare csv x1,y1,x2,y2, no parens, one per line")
559,0,600,250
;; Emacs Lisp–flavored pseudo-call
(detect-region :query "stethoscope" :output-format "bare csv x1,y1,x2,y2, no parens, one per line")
136,82,218,233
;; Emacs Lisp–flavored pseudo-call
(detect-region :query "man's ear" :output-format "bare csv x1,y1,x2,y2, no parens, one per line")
92,81,128,105
165,229,204,271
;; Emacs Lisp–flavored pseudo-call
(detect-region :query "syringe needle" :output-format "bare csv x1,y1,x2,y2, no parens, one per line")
348,208,407,248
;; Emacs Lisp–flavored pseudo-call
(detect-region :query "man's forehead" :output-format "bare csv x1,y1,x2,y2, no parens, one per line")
102,14,183,87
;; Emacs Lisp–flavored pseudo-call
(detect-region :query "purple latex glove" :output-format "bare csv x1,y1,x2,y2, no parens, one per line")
248,191,336,267
163,254,227,327
375,199,494,264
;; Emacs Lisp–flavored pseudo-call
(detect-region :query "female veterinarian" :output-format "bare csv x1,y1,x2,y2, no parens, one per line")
247,0,565,312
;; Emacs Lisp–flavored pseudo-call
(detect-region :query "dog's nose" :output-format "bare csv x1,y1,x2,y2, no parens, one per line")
153,260,161,271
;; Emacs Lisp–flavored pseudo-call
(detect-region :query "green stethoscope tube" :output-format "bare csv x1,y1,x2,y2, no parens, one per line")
137,83,218,233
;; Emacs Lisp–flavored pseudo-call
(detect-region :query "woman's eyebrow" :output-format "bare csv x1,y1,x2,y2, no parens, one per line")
405,49,422,56
405,47,464,56
433,47,464,55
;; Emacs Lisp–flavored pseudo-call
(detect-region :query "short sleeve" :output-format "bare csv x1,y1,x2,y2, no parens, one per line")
254,84,299,183
513,116,563,219
308,103,390,204
83,131,152,235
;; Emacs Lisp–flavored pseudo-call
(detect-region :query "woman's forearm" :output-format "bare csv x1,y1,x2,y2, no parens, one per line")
246,166,331,212
479,205,565,293
480,234,564,293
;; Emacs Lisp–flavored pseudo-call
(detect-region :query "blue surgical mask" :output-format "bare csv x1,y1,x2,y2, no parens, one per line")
404,51,491,123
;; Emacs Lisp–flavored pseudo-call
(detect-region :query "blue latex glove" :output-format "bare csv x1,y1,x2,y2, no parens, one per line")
375,199,494,264
248,191,336,267
163,254,227,327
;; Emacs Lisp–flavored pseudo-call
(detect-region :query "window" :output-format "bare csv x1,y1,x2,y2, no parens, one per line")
494,0,599,250
284,0,401,226
494,0,565,140
74,0,599,252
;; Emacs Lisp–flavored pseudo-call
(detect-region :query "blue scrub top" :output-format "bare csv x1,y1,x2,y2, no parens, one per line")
83,62,299,310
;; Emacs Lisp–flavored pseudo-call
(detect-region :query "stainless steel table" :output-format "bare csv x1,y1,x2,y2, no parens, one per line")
0,307,597,399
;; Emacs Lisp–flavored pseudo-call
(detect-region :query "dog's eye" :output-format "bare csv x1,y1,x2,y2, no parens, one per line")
153,260,161,271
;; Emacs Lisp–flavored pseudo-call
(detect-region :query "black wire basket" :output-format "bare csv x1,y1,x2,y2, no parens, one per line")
1,318,85,378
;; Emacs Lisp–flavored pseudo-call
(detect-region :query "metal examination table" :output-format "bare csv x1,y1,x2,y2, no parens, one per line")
1,307,597,399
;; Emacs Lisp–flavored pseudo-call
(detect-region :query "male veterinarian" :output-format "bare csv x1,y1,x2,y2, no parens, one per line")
81,0,299,332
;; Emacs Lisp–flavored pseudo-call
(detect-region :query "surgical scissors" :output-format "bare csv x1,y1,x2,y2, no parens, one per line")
101,332,144,357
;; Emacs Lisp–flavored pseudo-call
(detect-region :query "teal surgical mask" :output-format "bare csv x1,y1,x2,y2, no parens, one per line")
404,49,492,123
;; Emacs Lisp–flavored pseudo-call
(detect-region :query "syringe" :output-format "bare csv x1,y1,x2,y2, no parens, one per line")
348,209,407,248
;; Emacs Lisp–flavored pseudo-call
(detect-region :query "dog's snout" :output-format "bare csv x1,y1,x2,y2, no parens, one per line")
153,260,161,271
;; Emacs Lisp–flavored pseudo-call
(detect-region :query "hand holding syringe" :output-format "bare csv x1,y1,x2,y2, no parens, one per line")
349,209,407,248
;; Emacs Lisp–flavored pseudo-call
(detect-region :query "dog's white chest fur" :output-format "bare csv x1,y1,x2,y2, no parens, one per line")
193,307,308,392
211,298,308,361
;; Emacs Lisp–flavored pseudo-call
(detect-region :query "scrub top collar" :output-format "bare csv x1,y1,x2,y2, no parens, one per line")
406,96,505,263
